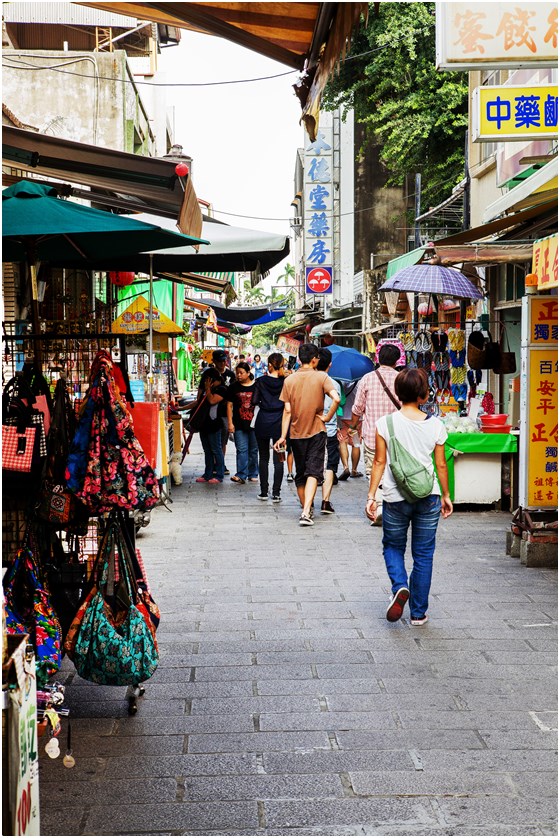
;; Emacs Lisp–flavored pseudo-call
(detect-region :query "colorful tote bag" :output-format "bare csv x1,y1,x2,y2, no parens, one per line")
4,544,62,687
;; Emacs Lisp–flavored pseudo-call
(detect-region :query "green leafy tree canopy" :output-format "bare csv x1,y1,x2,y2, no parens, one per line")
323,2,468,209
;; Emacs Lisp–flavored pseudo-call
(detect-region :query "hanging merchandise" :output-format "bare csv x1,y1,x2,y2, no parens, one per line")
69,514,159,686
36,379,90,533
481,391,496,415
448,329,468,404
43,531,87,639
492,327,517,375
65,350,160,514
2,380,47,495
4,533,63,687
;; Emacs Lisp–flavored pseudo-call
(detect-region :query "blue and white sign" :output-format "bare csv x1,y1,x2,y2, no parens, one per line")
304,121,334,293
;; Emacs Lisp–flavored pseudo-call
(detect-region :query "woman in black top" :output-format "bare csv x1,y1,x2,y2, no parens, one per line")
226,362,259,484
252,353,287,502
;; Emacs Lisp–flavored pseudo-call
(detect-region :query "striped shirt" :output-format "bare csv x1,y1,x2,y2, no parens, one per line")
352,366,400,448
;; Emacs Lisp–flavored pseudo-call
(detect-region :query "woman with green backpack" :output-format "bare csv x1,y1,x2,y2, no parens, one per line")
365,368,453,626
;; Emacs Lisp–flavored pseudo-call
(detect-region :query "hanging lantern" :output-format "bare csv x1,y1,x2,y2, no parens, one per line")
109,271,135,287
417,293,434,317
442,297,459,311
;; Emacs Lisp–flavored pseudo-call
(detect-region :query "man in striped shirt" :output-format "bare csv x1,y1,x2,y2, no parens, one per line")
349,344,401,524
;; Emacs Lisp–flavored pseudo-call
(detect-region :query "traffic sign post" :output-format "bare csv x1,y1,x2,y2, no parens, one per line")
306,266,333,294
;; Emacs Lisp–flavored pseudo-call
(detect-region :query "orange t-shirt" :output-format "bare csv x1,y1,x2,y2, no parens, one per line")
279,368,338,439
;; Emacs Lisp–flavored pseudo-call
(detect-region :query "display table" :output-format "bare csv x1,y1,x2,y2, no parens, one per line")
445,433,518,504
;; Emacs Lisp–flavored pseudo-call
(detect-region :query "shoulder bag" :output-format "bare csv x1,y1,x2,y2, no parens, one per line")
375,369,400,409
386,414,434,503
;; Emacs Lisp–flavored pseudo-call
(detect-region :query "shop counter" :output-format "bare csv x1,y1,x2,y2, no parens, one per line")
445,432,518,504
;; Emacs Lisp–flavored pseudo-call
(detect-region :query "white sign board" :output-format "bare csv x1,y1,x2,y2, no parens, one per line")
436,2,558,70
303,117,334,294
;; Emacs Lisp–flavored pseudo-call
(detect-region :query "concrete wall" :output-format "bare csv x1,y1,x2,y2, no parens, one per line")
2,49,154,153
353,122,408,273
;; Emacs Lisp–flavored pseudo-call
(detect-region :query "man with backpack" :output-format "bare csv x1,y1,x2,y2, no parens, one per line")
365,368,452,627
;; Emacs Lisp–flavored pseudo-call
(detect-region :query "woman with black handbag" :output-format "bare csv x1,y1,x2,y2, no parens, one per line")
194,369,228,484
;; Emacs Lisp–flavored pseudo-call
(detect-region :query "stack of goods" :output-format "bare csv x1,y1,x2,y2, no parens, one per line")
480,413,511,434
448,328,467,405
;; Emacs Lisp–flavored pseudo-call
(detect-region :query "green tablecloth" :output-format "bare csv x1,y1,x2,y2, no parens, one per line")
444,433,518,502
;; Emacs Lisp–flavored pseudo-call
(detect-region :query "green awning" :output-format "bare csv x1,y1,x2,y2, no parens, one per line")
386,247,425,280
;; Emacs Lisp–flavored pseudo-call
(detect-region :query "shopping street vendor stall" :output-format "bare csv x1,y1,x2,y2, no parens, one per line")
445,432,518,505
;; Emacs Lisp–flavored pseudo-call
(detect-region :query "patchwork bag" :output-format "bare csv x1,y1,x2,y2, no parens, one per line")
4,540,62,687
2,398,44,494
386,414,434,503
71,517,159,685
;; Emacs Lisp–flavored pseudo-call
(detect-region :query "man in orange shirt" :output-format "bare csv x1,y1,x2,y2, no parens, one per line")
274,344,340,527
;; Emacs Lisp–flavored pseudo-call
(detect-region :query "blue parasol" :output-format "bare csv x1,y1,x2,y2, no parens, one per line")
327,344,374,383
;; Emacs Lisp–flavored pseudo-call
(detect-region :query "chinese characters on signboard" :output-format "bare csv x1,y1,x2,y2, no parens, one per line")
304,120,334,294
533,233,558,290
523,297,558,509
436,3,557,69
473,84,558,141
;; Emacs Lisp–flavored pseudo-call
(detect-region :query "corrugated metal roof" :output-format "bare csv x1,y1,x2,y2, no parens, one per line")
4,2,139,28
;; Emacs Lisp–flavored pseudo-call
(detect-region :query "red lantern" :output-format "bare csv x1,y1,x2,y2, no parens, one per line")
175,163,189,177
109,271,135,287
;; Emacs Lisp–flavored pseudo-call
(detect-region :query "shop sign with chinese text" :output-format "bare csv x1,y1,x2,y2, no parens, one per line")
436,3,558,70
304,116,333,294
533,233,558,290
472,84,558,141
520,295,558,509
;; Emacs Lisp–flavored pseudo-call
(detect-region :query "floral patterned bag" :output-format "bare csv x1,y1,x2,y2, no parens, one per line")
4,540,62,687
71,517,159,686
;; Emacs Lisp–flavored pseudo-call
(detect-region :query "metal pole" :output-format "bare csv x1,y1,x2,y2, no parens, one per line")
414,173,422,248
148,254,154,401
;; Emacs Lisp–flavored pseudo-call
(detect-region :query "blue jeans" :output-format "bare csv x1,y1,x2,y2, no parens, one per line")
234,429,258,480
382,494,442,619
200,429,225,480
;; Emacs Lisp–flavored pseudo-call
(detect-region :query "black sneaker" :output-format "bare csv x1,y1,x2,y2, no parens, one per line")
271,495,281,503
299,513,314,527
386,587,410,622
224,468,230,475
286,473,294,483
257,493,269,501
321,500,335,514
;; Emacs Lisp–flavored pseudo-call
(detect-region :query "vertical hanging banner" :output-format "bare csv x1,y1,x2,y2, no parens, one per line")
520,295,558,509
304,116,334,294
533,233,558,290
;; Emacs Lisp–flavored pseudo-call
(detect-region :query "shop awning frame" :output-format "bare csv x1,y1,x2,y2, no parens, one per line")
309,314,362,337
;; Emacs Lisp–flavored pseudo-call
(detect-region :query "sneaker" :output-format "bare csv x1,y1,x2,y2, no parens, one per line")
386,587,410,622
338,468,350,481
410,615,429,626
321,500,335,514
224,468,230,475
271,495,281,503
286,473,294,483
299,513,314,527
207,478,222,484
195,476,208,483
257,493,269,501
309,504,315,519
332,473,339,486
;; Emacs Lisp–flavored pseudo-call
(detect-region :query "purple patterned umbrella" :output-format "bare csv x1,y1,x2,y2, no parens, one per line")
379,264,484,300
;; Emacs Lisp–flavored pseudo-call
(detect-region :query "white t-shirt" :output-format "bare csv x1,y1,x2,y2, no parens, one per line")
324,380,341,438
376,411,448,503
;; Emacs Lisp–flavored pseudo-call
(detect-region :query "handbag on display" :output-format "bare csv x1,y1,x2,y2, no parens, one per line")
43,531,87,639
492,328,517,376
71,515,159,685
3,374,49,451
467,329,489,370
4,533,63,687
37,379,90,533
2,397,44,494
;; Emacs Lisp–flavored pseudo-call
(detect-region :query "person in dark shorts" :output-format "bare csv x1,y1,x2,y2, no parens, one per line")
274,344,340,527
317,348,341,514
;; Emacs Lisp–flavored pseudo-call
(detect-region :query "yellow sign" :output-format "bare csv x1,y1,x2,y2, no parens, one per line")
529,296,558,345
473,85,559,141
533,234,558,290
112,295,184,336
527,348,558,508
365,333,376,354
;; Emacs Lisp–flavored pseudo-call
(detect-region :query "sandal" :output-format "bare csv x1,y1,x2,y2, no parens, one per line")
350,471,363,478
231,476,246,484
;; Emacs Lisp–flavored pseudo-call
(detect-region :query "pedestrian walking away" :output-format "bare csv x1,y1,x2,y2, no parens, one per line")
252,352,287,502
365,368,453,625
274,343,340,527
351,344,401,524
317,348,341,515
194,368,228,484
336,380,363,480
227,362,259,484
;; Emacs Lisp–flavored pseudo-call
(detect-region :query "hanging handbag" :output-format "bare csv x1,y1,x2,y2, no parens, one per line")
467,329,489,370
43,531,87,639
4,535,62,687
71,517,159,685
492,327,517,375
37,380,90,533
2,397,44,493
3,375,48,452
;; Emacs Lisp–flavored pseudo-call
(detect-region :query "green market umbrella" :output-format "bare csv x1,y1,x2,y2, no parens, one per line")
2,179,207,263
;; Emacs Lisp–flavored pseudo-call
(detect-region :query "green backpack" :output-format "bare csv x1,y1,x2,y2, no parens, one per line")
386,414,434,503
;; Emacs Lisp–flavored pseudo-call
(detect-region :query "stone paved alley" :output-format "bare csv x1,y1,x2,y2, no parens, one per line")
39,440,558,836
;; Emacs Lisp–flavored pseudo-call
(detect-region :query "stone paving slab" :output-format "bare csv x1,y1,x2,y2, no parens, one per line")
38,438,558,835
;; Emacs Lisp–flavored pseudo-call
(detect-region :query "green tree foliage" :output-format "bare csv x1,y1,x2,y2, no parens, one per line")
323,2,468,209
